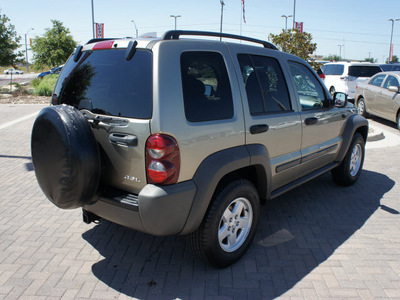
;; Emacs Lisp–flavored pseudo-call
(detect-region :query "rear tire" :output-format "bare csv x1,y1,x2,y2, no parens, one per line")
357,98,368,117
331,133,365,186
397,113,400,131
189,179,260,268
329,86,336,96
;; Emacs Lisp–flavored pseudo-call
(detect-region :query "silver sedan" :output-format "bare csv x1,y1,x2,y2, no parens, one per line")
354,71,400,130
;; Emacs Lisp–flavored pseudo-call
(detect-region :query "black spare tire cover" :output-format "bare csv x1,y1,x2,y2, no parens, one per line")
31,105,101,209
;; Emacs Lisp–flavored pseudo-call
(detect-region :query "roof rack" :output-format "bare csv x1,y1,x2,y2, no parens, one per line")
161,30,278,50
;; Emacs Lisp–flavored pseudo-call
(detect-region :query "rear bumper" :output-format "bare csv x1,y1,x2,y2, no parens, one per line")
84,180,197,236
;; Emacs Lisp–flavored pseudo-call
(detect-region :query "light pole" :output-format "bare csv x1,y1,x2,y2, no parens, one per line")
170,15,181,30
220,0,225,40
338,44,344,59
281,15,292,31
91,0,95,38
25,28,34,73
388,18,400,62
292,0,296,29
131,20,138,38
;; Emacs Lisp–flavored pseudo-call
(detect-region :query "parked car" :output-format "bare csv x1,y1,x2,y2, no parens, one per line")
321,62,382,101
37,65,64,78
379,63,400,72
354,71,400,130
3,68,24,75
31,30,368,268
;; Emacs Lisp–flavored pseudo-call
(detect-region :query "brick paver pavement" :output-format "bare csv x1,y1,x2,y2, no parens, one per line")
0,104,399,299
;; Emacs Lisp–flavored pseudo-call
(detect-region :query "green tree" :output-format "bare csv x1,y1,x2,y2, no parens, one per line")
324,54,342,62
32,20,76,70
269,29,318,69
0,12,23,66
386,55,399,63
364,57,378,63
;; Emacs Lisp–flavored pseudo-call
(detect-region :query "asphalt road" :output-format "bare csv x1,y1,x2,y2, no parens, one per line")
0,104,399,299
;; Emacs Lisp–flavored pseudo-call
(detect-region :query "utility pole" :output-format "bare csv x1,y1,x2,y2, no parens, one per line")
338,44,344,59
292,0,296,29
25,28,34,72
220,0,225,40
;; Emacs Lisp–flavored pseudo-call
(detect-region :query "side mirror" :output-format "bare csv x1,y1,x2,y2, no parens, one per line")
333,92,348,108
388,86,399,93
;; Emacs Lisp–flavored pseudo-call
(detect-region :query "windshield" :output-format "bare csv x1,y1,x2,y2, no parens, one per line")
348,66,381,78
53,49,153,119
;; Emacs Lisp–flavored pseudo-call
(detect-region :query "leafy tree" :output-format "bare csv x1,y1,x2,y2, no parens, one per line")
269,29,319,69
324,54,342,62
364,57,377,63
32,20,76,70
386,55,399,63
0,12,23,66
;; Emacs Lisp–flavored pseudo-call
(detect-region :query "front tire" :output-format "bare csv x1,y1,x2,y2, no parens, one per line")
331,133,365,186
330,86,336,96
397,113,400,131
189,179,260,268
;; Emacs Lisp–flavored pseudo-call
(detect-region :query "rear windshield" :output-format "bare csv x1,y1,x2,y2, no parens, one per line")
322,64,344,75
53,49,152,119
348,66,381,78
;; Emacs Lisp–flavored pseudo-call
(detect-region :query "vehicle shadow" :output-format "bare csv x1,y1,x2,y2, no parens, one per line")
368,115,398,130
82,170,394,299
0,154,33,171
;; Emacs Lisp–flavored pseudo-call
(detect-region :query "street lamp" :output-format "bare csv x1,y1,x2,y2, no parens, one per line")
25,28,34,73
131,20,138,38
292,0,296,29
170,15,181,30
388,18,400,62
281,15,292,31
338,44,344,59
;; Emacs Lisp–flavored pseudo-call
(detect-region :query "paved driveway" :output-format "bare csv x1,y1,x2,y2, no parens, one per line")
0,104,399,299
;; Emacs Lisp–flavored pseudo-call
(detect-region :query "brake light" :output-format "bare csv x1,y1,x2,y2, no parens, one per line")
145,134,180,185
319,73,325,79
93,40,114,50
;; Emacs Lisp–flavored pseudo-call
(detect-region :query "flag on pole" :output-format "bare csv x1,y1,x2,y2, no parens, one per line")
95,23,104,38
242,0,246,23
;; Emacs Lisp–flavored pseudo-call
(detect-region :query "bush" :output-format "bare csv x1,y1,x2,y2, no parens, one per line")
33,74,59,96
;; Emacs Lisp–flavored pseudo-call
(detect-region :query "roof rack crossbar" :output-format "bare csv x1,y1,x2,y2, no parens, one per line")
161,30,278,50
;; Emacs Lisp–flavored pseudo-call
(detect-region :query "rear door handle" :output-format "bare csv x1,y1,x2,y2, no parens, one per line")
250,124,269,134
109,133,138,147
305,117,318,126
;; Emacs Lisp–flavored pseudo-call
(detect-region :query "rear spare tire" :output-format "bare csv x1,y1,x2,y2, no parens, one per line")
31,105,100,209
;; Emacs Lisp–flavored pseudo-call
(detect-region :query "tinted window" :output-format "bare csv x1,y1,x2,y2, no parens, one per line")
238,54,291,115
369,74,386,87
53,49,152,119
288,61,327,110
383,75,400,89
181,51,233,122
322,64,344,75
348,66,381,77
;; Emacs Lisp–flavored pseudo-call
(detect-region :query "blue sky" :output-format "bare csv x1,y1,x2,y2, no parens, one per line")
2,0,400,63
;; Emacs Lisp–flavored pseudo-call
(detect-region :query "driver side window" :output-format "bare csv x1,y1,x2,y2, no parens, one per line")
288,61,327,110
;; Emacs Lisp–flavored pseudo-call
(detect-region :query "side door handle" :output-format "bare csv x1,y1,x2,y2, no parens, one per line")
109,133,138,147
250,124,269,134
305,117,318,126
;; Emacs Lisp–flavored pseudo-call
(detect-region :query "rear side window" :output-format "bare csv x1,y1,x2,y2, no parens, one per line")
238,54,291,115
180,51,233,122
369,74,386,87
348,66,381,77
383,75,400,89
53,49,152,119
322,64,344,75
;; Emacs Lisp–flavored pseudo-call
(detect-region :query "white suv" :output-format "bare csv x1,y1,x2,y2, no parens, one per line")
321,62,382,101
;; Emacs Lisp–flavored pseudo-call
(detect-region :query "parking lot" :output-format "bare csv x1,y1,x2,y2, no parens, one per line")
0,104,399,299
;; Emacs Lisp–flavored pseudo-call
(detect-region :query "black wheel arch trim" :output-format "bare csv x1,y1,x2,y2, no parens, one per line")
180,144,271,235
335,114,368,163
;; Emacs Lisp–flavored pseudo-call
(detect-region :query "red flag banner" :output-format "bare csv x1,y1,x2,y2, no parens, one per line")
242,0,246,23
95,23,104,38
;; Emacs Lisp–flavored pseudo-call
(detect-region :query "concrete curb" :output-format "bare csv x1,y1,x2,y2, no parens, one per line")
367,126,385,142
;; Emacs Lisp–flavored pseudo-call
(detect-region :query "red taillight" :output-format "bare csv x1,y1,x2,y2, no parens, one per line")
93,40,114,50
145,134,180,185
319,73,325,79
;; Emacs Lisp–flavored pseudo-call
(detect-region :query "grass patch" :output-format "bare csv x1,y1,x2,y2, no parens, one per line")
33,74,59,96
